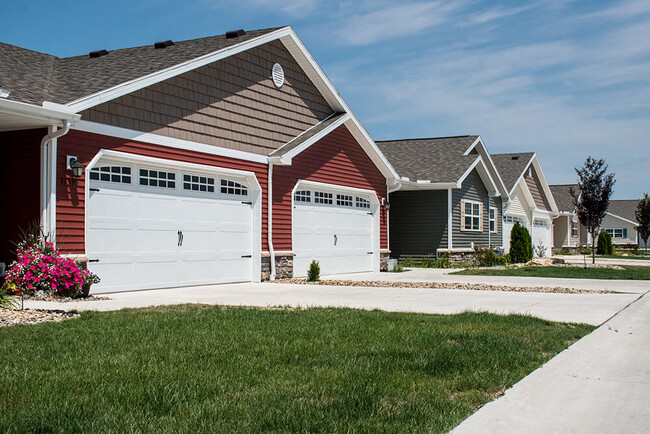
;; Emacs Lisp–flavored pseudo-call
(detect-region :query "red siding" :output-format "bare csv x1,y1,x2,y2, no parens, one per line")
272,125,388,251
55,130,268,254
0,129,44,264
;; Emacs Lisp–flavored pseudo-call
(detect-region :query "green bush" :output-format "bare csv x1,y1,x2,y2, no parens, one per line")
579,246,592,255
402,257,415,267
597,231,613,255
393,263,404,273
510,222,533,263
434,253,451,268
418,257,436,268
1,282,19,309
307,260,320,282
503,253,511,264
556,248,573,255
473,246,506,267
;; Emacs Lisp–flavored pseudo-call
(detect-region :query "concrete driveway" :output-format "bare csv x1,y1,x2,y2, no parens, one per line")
25,279,645,326
453,291,650,433
554,254,650,267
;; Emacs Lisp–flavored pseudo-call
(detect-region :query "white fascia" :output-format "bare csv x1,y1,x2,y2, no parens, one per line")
0,99,80,125
519,179,538,211
605,212,638,226
65,27,295,112
464,136,510,200
457,156,500,197
530,155,559,214
73,120,268,164
398,180,457,190
271,112,351,165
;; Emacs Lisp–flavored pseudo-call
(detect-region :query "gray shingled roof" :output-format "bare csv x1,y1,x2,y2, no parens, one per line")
269,112,347,158
549,184,579,212
608,200,640,222
491,152,535,193
0,27,283,106
376,136,479,184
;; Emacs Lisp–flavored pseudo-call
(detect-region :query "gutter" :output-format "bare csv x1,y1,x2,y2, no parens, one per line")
267,161,276,280
40,120,72,240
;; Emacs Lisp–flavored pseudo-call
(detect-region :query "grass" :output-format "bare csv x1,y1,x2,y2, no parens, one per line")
0,306,592,432
452,265,650,280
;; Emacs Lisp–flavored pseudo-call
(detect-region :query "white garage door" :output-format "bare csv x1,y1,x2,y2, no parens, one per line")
292,186,376,277
532,218,553,257
86,160,254,293
503,215,526,253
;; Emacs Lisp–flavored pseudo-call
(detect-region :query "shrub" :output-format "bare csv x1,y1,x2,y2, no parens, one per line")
556,248,573,255
4,231,99,298
393,263,404,273
474,246,500,267
503,253,511,264
434,253,451,268
307,260,320,282
597,231,613,255
510,222,533,263
418,257,436,268
402,257,416,267
0,282,19,309
579,246,592,255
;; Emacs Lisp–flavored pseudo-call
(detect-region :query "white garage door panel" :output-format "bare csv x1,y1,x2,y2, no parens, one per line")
293,190,375,277
87,162,254,293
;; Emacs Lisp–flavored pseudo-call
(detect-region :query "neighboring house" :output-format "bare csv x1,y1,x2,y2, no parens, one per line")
376,136,509,259
549,184,588,250
602,200,647,248
491,153,558,257
0,27,400,293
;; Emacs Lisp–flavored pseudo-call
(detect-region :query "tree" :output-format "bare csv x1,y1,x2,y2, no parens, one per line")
636,193,650,255
570,157,615,264
510,222,533,263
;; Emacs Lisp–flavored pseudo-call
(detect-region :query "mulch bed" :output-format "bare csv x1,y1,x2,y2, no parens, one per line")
0,308,79,328
274,279,612,294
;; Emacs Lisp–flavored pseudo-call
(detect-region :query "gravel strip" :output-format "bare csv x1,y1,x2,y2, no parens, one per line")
1,308,79,328
274,279,613,294
22,294,111,303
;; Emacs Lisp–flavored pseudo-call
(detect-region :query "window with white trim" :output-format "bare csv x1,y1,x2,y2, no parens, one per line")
90,166,131,183
140,169,176,189
314,191,332,204
220,179,248,196
183,174,215,192
571,221,578,237
534,219,549,228
356,197,371,209
294,190,311,203
489,207,497,233
504,215,524,224
464,201,481,231
605,228,627,238
336,194,353,207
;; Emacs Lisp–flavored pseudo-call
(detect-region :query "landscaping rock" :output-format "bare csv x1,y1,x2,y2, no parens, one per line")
0,308,79,328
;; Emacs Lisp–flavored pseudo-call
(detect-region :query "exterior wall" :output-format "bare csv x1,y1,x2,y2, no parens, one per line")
0,129,44,265
601,214,638,245
272,124,388,252
81,40,332,156
387,190,447,258
504,184,532,229
54,129,268,255
489,195,503,248
525,165,550,211
553,215,569,248
452,169,490,249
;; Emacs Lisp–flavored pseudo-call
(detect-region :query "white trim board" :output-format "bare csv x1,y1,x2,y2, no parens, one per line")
73,120,268,164
458,156,499,196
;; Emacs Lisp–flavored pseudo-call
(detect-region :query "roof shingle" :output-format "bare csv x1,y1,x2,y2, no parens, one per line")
549,184,578,212
607,200,640,222
491,152,535,193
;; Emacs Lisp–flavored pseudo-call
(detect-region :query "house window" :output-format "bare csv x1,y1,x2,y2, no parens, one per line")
183,174,215,192
89,166,131,183
503,215,523,224
464,201,481,231
489,207,497,233
607,228,627,239
336,194,353,207
356,197,371,209
140,169,176,189
571,221,578,237
294,190,311,203
314,191,333,204
220,179,247,196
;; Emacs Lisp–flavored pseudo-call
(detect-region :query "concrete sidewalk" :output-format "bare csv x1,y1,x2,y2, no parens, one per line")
453,292,650,433
25,281,643,325
555,254,650,267
326,269,650,294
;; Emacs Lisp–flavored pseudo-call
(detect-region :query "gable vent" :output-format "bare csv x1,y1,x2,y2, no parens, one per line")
511,156,519,160
272,63,285,88
89,49,109,59
225,29,246,39
154,40,174,49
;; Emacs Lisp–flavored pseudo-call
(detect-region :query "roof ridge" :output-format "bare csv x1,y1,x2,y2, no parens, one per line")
492,151,535,156
376,135,477,143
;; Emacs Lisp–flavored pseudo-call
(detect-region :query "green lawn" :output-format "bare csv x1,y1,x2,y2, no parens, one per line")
452,265,650,280
0,306,592,432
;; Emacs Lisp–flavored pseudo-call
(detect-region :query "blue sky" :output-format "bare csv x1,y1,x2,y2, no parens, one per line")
3,0,648,199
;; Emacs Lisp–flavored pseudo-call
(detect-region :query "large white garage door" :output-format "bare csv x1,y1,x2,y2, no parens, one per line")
86,160,254,293
292,186,376,277
532,218,553,257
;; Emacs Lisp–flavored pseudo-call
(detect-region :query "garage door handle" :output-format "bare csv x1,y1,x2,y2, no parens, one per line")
242,201,252,205
367,212,373,215
367,252,373,254
241,255,252,258
90,188,100,192
88,259,100,263
178,230,184,247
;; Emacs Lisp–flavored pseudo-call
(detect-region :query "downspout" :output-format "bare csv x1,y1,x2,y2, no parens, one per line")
386,180,401,255
267,161,276,280
40,121,71,241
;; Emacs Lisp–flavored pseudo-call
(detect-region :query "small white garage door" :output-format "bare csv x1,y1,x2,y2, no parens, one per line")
503,215,527,253
532,218,553,257
292,185,376,277
86,159,254,293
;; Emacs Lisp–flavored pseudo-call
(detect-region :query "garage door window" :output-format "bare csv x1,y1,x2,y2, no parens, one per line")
183,174,215,192
89,166,132,184
534,219,548,227
336,194,353,207
221,179,248,196
294,190,311,202
314,191,333,204
356,197,370,209
140,169,176,189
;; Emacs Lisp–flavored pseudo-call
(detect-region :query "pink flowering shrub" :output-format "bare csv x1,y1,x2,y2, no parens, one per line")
5,241,99,298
